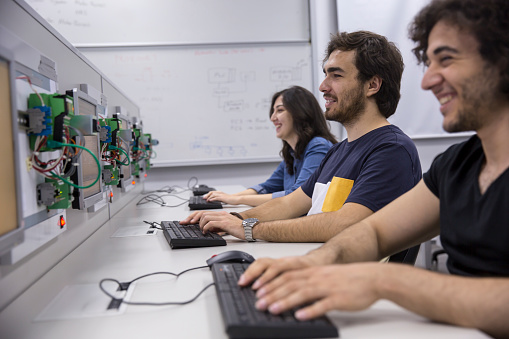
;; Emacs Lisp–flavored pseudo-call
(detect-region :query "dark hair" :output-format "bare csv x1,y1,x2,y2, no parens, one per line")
409,0,509,95
270,86,337,175
323,31,404,118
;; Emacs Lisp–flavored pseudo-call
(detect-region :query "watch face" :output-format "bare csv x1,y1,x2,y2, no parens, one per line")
245,218,257,224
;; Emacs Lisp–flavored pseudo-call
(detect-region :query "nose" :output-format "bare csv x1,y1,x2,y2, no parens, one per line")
319,77,329,93
270,113,276,122
421,64,442,91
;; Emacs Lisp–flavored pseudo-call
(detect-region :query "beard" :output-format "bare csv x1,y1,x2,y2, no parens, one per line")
443,66,499,133
325,83,366,126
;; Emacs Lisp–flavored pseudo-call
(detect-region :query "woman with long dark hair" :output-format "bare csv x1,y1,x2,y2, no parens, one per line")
204,86,337,207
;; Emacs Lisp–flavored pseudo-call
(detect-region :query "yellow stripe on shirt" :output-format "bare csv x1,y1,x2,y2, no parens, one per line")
321,177,354,212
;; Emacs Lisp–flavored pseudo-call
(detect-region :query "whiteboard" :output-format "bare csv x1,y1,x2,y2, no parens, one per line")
23,0,314,166
24,0,310,46
83,43,313,166
337,0,466,138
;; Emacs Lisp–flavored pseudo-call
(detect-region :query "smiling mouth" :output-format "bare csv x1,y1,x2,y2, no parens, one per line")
439,95,453,105
324,98,336,108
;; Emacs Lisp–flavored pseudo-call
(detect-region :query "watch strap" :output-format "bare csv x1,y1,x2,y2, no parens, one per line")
242,218,258,242
230,212,244,220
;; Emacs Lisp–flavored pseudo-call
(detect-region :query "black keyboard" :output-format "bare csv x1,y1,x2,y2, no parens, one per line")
193,185,215,196
188,196,223,210
161,221,226,249
211,263,339,339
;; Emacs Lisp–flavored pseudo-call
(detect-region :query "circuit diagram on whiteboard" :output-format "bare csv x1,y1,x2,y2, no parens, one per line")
208,58,307,113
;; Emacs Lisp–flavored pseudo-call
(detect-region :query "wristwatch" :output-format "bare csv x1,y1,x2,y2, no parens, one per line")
242,218,259,242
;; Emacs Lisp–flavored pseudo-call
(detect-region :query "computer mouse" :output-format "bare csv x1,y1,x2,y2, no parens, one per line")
206,250,255,267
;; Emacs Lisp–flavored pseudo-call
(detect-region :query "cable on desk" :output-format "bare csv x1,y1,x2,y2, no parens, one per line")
99,266,212,306
187,176,198,189
139,176,202,198
136,194,188,207
159,200,188,208
140,176,206,196
136,194,166,206
141,184,190,195
143,220,162,230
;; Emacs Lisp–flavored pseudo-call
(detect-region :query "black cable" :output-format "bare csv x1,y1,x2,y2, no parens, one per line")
136,193,189,207
141,185,189,195
136,193,166,206
100,282,215,306
187,176,198,189
139,176,198,197
159,200,188,208
129,266,208,284
143,220,162,230
159,193,189,201
98,266,212,306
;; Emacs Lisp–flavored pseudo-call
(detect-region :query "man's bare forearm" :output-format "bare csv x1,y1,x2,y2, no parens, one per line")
303,218,380,263
378,264,509,338
235,193,273,207
251,203,373,243
239,188,311,222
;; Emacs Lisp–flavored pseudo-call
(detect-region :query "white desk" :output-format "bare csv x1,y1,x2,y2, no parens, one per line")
0,185,490,339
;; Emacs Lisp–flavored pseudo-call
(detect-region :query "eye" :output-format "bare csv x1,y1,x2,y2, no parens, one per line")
440,56,452,63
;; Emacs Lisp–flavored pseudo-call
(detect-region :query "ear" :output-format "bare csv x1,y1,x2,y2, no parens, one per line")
366,75,382,97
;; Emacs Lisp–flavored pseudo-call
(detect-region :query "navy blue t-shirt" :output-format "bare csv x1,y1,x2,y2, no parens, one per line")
301,125,421,214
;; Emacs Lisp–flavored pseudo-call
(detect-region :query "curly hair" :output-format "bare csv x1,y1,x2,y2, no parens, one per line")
409,0,509,95
270,86,338,175
323,31,404,118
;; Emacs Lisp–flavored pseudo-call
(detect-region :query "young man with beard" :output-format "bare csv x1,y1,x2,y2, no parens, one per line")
180,31,421,243
237,0,509,337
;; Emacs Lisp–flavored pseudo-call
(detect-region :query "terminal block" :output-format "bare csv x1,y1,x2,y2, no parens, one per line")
28,93,74,151
26,106,52,135
36,179,72,209
37,182,58,206
99,118,121,145
99,125,112,143
102,165,119,186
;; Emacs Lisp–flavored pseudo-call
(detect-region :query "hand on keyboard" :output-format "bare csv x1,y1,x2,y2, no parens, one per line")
238,255,321,290
199,211,246,240
204,190,241,205
211,263,338,339
180,210,210,225
161,221,226,249
252,262,383,322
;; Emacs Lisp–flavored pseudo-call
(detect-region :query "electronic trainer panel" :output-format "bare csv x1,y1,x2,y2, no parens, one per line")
0,44,24,257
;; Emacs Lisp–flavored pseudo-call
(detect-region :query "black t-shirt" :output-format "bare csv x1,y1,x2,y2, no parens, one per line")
423,135,509,277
